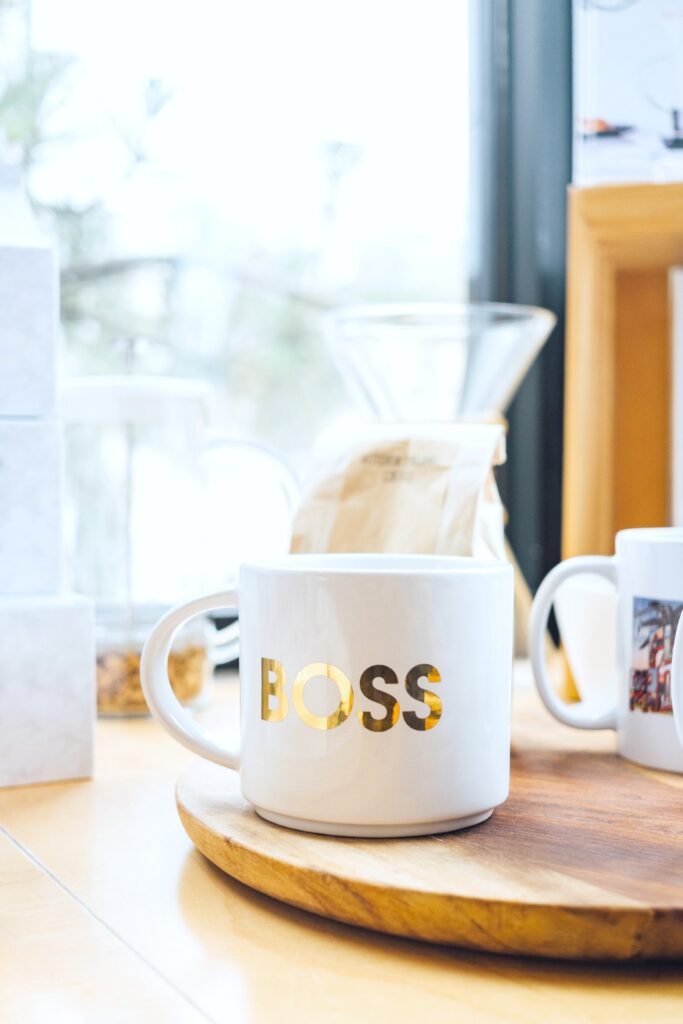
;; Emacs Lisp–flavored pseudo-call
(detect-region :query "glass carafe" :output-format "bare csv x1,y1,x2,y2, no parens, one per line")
325,303,556,420
61,376,297,715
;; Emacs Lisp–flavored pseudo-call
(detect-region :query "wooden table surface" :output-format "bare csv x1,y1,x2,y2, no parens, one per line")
1,666,683,1023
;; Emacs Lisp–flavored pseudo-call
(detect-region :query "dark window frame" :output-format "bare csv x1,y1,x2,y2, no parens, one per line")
470,0,573,592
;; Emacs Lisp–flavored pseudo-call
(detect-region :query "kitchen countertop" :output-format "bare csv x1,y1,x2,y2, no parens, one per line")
1,665,682,1023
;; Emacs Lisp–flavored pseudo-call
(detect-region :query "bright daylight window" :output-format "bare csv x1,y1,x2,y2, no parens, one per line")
1,0,470,457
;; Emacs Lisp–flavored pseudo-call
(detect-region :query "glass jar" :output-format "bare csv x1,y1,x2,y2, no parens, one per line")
95,606,212,716
61,376,297,716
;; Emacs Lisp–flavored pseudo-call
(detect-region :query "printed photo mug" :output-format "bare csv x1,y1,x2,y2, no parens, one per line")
530,528,683,773
141,553,514,837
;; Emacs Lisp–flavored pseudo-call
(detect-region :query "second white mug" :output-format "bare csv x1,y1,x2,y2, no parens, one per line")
530,528,683,773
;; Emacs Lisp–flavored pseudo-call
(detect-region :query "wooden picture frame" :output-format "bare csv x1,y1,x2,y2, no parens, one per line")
562,182,683,558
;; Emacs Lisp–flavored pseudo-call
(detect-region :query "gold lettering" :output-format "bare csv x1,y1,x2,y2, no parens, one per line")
403,664,442,731
293,662,354,730
261,658,288,722
358,665,400,732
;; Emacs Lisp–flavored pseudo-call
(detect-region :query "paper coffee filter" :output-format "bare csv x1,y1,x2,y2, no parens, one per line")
290,421,506,562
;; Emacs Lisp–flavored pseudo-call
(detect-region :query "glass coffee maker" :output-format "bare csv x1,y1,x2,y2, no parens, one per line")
325,302,557,655
326,303,556,420
62,376,297,715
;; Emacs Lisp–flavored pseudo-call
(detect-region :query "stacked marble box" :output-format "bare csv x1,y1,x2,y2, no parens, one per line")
0,167,95,787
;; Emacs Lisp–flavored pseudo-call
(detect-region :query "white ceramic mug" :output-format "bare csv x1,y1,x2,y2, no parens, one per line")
141,553,514,837
530,528,683,773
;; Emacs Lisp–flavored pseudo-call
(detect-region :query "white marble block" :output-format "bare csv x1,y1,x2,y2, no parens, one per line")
0,593,95,787
0,167,57,416
0,418,63,594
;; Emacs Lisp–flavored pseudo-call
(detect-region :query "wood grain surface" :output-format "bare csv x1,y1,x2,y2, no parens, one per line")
177,689,683,961
3,674,683,1021
0,828,204,1021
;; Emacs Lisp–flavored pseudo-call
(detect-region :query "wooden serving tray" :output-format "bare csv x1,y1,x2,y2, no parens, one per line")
176,688,683,960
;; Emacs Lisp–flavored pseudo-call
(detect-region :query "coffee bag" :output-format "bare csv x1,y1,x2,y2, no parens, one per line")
290,422,506,560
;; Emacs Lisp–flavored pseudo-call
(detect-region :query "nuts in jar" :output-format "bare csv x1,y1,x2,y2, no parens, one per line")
97,643,209,716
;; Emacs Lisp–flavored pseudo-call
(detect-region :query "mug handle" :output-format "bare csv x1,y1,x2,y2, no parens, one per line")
140,589,241,769
672,619,683,748
529,555,618,730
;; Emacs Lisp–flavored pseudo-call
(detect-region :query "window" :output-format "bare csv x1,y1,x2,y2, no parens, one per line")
3,0,470,457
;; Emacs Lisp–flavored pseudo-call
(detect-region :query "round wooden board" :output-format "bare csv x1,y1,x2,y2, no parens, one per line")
176,689,683,960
